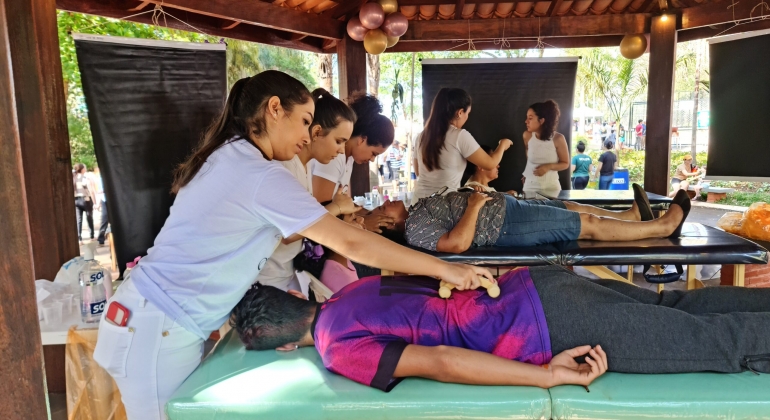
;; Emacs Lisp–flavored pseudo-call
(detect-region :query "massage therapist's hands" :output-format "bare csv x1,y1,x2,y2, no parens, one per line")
343,213,365,229
547,345,608,387
498,138,514,151
362,213,396,233
437,262,495,291
331,187,361,215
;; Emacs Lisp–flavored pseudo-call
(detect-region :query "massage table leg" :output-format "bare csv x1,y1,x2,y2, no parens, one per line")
733,264,745,287
686,265,705,290
584,266,636,285
626,265,634,283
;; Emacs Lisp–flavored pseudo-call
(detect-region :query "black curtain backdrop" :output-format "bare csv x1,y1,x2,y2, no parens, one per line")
708,31,770,181
75,35,226,275
422,59,578,193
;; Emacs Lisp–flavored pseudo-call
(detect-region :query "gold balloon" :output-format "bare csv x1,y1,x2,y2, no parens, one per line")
364,29,388,55
619,34,647,60
378,0,399,15
386,35,399,48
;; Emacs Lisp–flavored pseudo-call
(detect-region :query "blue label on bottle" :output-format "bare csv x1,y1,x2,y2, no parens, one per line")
90,300,106,315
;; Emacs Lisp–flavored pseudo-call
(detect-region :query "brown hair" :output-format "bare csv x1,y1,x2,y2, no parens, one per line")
310,88,357,136
172,70,311,193
421,88,472,171
349,94,394,148
529,99,560,141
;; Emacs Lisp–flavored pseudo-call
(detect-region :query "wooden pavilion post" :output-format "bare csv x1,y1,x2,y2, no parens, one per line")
337,33,371,196
643,14,678,196
0,0,50,416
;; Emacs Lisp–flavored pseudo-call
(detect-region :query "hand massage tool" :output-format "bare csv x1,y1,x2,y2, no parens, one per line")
439,277,500,299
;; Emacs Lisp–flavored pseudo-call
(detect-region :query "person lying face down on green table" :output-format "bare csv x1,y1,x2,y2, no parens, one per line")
363,185,692,254
231,266,770,391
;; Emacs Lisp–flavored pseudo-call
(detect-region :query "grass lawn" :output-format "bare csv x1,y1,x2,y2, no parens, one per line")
716,191,770,207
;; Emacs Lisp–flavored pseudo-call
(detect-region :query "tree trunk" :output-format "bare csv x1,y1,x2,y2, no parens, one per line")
690,43,702,165
366,53,380,97
318,53,333,94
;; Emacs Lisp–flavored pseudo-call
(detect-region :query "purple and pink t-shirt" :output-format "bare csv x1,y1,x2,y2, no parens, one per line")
312,267,552,391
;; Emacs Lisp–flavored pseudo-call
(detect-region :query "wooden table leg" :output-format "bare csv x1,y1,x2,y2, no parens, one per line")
733,264,745,287
584,266,636,285
627,265,634,283
686,264,705,290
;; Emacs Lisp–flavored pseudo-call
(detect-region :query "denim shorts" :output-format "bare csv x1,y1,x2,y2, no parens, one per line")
494,195,582,247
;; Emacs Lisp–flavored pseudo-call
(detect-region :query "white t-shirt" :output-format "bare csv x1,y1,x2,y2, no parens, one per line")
256,156,313,290
413,125,481,201
312,153,354,197
130,139,327,339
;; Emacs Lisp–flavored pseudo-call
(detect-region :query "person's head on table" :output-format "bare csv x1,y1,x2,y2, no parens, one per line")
463,145,499,187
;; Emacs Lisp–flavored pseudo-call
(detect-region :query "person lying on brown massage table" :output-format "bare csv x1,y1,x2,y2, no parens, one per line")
230,265,770,391
365,184,690,254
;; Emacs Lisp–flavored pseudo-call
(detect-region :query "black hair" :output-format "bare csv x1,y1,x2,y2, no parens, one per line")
421,88,472,171
73,163,86,173
529,100,560,141
349,95,394,148
604,140,615,150
576,141,586,153
172,70,312,193
310,88,356,136
462,144,493,184
230,283,316,351
638,119,643,123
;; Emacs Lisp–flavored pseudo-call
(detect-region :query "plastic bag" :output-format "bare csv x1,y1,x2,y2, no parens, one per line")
743,202,770,241
65,327,126,420
716,212,745,235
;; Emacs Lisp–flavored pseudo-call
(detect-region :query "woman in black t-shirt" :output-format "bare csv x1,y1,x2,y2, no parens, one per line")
596,140,618,190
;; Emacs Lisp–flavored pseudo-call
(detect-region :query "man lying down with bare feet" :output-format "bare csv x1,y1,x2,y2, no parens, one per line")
367,184,691,253
230,266,770,391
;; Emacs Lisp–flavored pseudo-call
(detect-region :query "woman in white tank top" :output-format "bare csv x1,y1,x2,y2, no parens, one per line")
522,100,570,192
413,88,513,201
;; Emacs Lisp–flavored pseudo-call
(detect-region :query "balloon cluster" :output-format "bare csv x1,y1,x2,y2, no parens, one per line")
346,0,408,55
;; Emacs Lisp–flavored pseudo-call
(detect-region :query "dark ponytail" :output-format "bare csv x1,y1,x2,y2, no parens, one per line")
310,88,357,135
529,99,560,141
172,70,311,193
421,88,472,171
349,95,394,148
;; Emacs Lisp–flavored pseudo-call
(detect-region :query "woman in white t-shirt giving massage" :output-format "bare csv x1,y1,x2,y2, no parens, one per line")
92,70,493,420
413,88,513,202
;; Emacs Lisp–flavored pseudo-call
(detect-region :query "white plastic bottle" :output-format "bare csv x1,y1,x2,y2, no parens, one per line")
79,242,109,323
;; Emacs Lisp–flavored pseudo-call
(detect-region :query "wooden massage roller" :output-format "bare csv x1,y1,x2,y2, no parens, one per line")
439,277,500,299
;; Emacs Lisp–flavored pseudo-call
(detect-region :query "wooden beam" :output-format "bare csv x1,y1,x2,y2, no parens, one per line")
323,0,366,20
143,0,344,39
386,34,625,51
547,0,565,16
644,14,677,196
57,0,325,52
401,14,650,41
682,0,769,29
677,18,770,42
336,33,370,196
0,0,49,417
399,0,552,4
638,0,657,13
7,0,79,281
454,0,466,19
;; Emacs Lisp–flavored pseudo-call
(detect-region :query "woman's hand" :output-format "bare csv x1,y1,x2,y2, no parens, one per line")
437,262,495,290
548,345,608,387
467,192,492,209
498,138,514,150
362,213,396,233
331,187,361,215
343,213,365,229
533,164,550,177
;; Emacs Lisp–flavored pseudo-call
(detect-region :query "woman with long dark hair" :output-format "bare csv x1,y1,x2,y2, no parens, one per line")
413,88,513,201
522,100,570,192
257,88,360,292
92,71,492,420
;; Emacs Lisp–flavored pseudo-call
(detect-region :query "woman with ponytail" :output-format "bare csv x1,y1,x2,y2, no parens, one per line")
413,88,513,202
93,71,492,420
521,100,570,192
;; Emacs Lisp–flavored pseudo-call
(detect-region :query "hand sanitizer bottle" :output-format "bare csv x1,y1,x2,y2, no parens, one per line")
79,242,108,323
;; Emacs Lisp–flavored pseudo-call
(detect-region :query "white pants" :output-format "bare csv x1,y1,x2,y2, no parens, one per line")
93,278,204,420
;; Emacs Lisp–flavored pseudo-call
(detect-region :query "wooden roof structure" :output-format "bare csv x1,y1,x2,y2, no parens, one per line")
56,0,770,53
2,0,769,417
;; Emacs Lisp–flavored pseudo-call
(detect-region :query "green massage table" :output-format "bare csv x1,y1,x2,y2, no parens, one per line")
167,330,770,419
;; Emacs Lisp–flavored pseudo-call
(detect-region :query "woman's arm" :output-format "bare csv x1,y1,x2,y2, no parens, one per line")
300,214,494,290
412,157,419,177
313,176,338,203
393,344,607,388
595,160,603,176
549,135,571,171
436,193,491,253
466,139,513,171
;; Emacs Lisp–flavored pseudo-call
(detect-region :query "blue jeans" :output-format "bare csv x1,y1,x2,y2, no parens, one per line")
599,174,614,190
494,196,582,247
572,176,589,190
